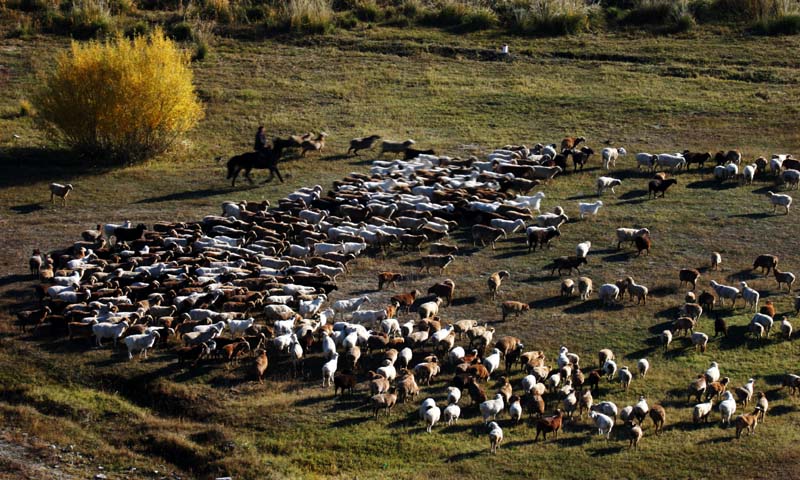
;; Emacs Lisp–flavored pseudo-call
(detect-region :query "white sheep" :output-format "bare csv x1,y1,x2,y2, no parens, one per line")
603,359,618,381
507,191,545,212
766,191,792,214
444,404,461,426
719,391,737,426
578,200,603,220
782,169,800,189
693,399,714,423
579,277,593,300
447,386,462,405
488,422,503,454
616,227,650,250
781,317,793,339
377,359,397,382
351,309,388,325
750,313,774,337
592,401,619,423
705,361,721,383
637,358,650,378
590,411,614,439
332,296,370,319
655,153,686,172
625,277,649,305
483,348,501,376
743,164,757,185
399,347,413,368
576,241,591,259
490,218,527,235
711,252,722,270
418,297,443,320
636,152,658,171
424,404,441,433
480,393,505,423
124,331,160,360
509,397,523,423
597,176,622,196
601,147,627,170
618,366,633,390
710,280,739,308
713,165,728,181
321,352,339,387
49,183,74,206
598,284,620,306
93,320,129,348
691,332,709,352
661,329,673,351
739,282,760,312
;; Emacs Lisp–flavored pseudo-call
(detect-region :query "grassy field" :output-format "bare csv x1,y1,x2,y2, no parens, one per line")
2,26,800,479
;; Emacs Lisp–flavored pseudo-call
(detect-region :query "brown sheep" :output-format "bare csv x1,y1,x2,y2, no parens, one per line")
535,409,564,441
371,389,398,418
734,407,761,439
714,315,728,338
673,317,696,336
501,301,529,322
428,279,456,307
254,349,269,383
334,372,357,396
774,268,796,292
635,234,651,256
760,300,776,318
753,254,778,276
390,289,420,313
649,404,666,435
688,375,707,404
488,271,511,300
679,268,701,290
699,290,716,312
706,377,730,401
560,136,585,152
419,254,455,274
495,335,524,358
472,225,506,250
550,256,587,276
377,271,404,290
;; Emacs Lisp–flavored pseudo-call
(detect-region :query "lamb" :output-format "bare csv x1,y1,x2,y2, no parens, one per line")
488,271,510,299
710,280,739,308
379,139,415,157
124,331,160,360
616,227,650,250
578,200,603,220
597,176,622,196
774,268,796,292
590,411,614,439
501,301,529,322
49,183,74,206
598,284,620,306
766,191,792,214
739,282,760,312
578,277,593,300
347,134,381,155
601,147,626,170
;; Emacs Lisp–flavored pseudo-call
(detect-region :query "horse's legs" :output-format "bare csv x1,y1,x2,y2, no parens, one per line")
231,168,239,187
274,166,284,183
244,168,254,184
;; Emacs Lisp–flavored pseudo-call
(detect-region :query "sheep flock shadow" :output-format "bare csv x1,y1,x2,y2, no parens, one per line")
10,203,45,214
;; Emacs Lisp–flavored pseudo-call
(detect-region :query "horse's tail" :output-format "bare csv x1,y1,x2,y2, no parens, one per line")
226,157,237,179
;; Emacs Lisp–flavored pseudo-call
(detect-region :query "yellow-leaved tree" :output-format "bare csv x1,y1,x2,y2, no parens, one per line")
35,29,204,164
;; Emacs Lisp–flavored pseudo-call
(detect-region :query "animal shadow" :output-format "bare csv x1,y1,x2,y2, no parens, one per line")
10,203,44,214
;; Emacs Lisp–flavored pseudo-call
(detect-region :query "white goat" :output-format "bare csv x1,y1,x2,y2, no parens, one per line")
578,200,603,219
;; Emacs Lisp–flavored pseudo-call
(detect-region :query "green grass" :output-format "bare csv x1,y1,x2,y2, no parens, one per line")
1,27,800,479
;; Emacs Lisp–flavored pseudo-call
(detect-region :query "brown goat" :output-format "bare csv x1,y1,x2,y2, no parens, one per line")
535,409,564,441
679,268,701,290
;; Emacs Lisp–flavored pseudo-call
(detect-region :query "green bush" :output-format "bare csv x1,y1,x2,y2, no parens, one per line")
125,19,150,37
420,1,497,31
335,10,359,28
288,0,336,34
752,13,800,34
459,7,498,31
353,0,380,22
168,20,193,40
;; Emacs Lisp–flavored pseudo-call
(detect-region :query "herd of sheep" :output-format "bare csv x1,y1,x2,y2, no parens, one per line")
16,134,800,455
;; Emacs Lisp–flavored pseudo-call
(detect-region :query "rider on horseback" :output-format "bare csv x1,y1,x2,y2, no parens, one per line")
254,126,267,153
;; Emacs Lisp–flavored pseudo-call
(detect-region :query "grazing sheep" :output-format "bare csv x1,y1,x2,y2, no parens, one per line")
561,136,585,151
655,153,686,172
578,277,593,300
691,332,709,352
781,317,793,340
598,284,620,306
419,254,455,274
534,410,564,441
739,282,760,312
638,358,650,378
693,399,714,423
590,411,614,440
766,191,792,214
661,329,673,351
601,147,626,170
618,366,633,390
480,393,505,423
774,268,796,292
591,402,619,424
561,279,576,298
597,176,622,196
711,252,722,271
624,277,649,305
526,226,561,253
735,378,756,407
371,390,398,417
734,407,761,439
487,421,504,454
322,353,339,388
124,331,160,360
710,280,739,308
679,269,701,290
501,301,529,322
578,200,603,219
49,183,74,206
636,152,658,171
488,271,510,300
616,227,650,250
706,362,721,383
751,313,774,337
757,393,769,422
444,404,461,425
783,169,800,189
423,403,441,433
575,241,591,259
649,404,666,435
648,178,678,199
627,421,643,449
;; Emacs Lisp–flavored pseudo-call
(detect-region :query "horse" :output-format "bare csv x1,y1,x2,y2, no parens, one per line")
225,137,293,187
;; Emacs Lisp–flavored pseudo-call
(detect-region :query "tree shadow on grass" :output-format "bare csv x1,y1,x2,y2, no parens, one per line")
134,187,238,204
0,146,108,188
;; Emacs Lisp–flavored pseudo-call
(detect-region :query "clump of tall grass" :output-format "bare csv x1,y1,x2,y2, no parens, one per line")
51,0,115,39
419,0,498,31
500,0,591,36
288,0,335,33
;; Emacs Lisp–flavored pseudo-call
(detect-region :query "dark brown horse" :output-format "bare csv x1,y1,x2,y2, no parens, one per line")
226,137,293,186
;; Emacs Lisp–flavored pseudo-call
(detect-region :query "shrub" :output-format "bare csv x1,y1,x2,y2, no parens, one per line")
18,99,36,117
420,0,498,31
752,13,800,33
169,20,193,40
33,29,204,164
51,0,114,39
335,10,359,28
503,0,590,36
353,0,381,22
288,0,335,33
125,19,150,37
